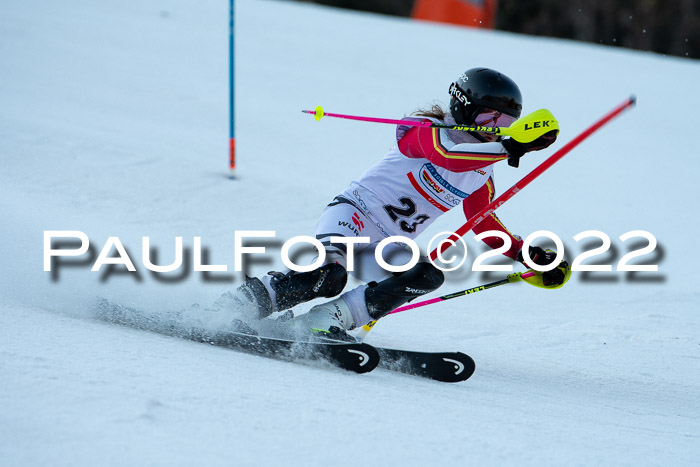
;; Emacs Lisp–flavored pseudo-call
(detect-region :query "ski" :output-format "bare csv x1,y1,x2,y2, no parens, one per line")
93,299,380,374
93,299,472,379
195,330,380,374
374,347,475,383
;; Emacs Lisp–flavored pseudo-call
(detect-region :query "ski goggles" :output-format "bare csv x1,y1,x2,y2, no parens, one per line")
473,109,517,128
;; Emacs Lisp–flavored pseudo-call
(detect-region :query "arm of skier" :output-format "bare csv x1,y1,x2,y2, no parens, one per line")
396,119,508,172
466,179,569,285
462,178,522,259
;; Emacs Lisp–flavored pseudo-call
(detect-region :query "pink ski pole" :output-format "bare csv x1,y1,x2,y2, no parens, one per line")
303,106,559,143
391,271,535,315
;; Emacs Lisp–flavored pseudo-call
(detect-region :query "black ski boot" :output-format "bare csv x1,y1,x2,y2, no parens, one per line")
219,264,347,320
364,262,445,320
217,276,274,319
267,263,347,310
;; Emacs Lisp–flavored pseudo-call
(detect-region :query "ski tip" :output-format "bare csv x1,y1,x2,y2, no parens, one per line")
629,94,637,106
331,342,379,374
438,352,476,382
354,344,381,373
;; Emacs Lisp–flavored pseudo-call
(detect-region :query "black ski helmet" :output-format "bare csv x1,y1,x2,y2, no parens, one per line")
449,68,523,126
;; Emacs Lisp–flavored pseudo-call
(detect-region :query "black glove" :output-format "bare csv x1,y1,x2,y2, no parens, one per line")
502,129,559,167
517,246,567,286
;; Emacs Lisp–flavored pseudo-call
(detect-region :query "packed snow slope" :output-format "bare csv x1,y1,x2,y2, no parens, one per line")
1,0,699,465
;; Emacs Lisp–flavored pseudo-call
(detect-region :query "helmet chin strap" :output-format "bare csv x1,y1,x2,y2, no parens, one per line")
469,131,502,143
469,130,489,142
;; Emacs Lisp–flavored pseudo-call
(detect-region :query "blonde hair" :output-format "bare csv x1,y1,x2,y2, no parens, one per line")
411,102,447,120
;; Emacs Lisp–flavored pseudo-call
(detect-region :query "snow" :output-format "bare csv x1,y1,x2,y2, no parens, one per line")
1,0,699,465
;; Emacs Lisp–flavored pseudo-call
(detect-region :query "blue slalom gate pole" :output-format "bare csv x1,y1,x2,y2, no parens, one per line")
229,0,236,176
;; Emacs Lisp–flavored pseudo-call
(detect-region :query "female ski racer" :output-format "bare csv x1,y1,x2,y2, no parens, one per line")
232,67,565,338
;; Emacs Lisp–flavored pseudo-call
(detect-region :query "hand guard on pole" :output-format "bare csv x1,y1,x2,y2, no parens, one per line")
502,129,559,167
517,246,570,287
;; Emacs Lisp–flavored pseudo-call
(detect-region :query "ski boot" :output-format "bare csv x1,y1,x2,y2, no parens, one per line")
264,263,347,310
214,276,273,319
290,286,369,342
313,326,357,343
